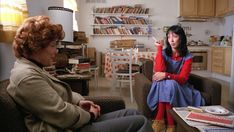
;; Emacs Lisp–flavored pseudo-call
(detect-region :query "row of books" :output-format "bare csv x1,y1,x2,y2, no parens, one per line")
94,5,149,14
93,27,149,35
94,16,149,25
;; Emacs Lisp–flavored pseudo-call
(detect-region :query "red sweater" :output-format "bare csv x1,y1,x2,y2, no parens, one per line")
154,46,192,85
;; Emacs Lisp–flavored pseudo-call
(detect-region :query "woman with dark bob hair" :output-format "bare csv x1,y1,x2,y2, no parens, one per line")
7,15,153,132
147,25,204,132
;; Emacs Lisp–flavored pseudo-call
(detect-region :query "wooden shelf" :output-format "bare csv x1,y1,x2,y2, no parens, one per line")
92,6,152,37
92,24,151,27
92,13,152,16
90,34,150,37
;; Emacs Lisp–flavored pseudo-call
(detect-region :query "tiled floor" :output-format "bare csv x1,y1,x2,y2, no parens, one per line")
88,71,232,111
89,77,138,109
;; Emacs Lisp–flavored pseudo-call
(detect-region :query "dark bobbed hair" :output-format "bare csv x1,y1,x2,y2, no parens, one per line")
165,25,188,57
13,16,65,58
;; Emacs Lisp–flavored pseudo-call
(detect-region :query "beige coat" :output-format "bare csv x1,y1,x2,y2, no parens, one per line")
7,58,91,132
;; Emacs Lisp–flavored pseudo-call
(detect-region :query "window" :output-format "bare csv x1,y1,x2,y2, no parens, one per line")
64,0,79,31
0,0,28,43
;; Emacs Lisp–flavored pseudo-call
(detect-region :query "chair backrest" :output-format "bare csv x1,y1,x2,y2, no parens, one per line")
109,48,138,102
0,79,27,132
109,48,134,75
140,58,154,81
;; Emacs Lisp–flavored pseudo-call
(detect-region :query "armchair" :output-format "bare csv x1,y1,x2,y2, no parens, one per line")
0,79,125,132
134,59,222,118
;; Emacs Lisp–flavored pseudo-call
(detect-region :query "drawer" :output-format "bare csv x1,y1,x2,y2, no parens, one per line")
212,62,223,67
212,48,224,54
212,56,224,67
212,66,223,74
212,58,224,63
212,55,224,60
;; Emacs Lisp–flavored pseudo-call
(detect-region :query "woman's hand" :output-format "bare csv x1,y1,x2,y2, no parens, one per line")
155,40,164,47
79,100,101,119
152,72,166,81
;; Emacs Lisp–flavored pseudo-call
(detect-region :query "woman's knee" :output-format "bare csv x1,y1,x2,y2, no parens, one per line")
124,108,141,115
167,80,178,85
165,80,181,94
166,80,179,88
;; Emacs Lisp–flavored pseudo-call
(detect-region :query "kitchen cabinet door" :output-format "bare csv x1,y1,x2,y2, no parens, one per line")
211,47,232,76
197,0,215,17
180,0,214,17
212,47,224,74
229,0,234,12
180,0,197,17
224,48,232,76
216,0,229,16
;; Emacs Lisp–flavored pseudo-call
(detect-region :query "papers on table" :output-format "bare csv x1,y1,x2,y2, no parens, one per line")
173,105,234,132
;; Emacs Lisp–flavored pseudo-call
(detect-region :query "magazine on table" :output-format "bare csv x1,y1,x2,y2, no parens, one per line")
173,105,234,132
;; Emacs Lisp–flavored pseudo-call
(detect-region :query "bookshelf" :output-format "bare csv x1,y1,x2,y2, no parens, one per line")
91,5,152,37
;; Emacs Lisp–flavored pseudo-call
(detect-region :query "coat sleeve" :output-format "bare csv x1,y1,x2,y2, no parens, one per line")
71,91,85,105
165,58,192,85
12,75,91,129
154,45,166,72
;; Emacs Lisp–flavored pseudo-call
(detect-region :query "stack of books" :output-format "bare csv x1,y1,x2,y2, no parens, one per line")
68,56,90,64
75,63,91,74
68,56,91,74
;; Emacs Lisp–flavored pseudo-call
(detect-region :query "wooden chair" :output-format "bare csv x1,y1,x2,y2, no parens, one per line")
109,48,139,102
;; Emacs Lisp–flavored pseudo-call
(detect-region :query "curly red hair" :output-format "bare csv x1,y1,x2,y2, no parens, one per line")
13,16,65,58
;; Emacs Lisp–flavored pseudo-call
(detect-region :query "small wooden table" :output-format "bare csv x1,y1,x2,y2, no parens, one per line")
170,106,234,132
57,74,92,95
169,109,199,132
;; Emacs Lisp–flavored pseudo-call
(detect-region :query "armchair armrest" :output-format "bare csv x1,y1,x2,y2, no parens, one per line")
134,73,153,118
188,74,222,105
84,96,125,114
139,59,153,81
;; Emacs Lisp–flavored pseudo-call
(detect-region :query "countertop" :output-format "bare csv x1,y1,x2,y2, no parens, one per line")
188,46,211,51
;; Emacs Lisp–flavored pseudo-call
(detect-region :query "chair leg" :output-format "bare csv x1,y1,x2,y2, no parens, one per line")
119,78,122,88
94,69,98,89
112,74,117,91
130,76,134,103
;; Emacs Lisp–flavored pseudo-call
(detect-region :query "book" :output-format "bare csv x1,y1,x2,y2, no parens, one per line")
75,63,91,69
186,112,234,128
68,56,90,64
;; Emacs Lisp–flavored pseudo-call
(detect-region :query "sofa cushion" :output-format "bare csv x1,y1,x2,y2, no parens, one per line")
200,92,211,106
0,79,27,132
139,58,153,81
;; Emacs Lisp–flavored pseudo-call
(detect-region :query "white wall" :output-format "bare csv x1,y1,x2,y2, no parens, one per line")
0,0,64,80
77,0,225,66
26,0,63,16
78,0,180,52
0,43,15,80
217,15,234,36
229,21,234,108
